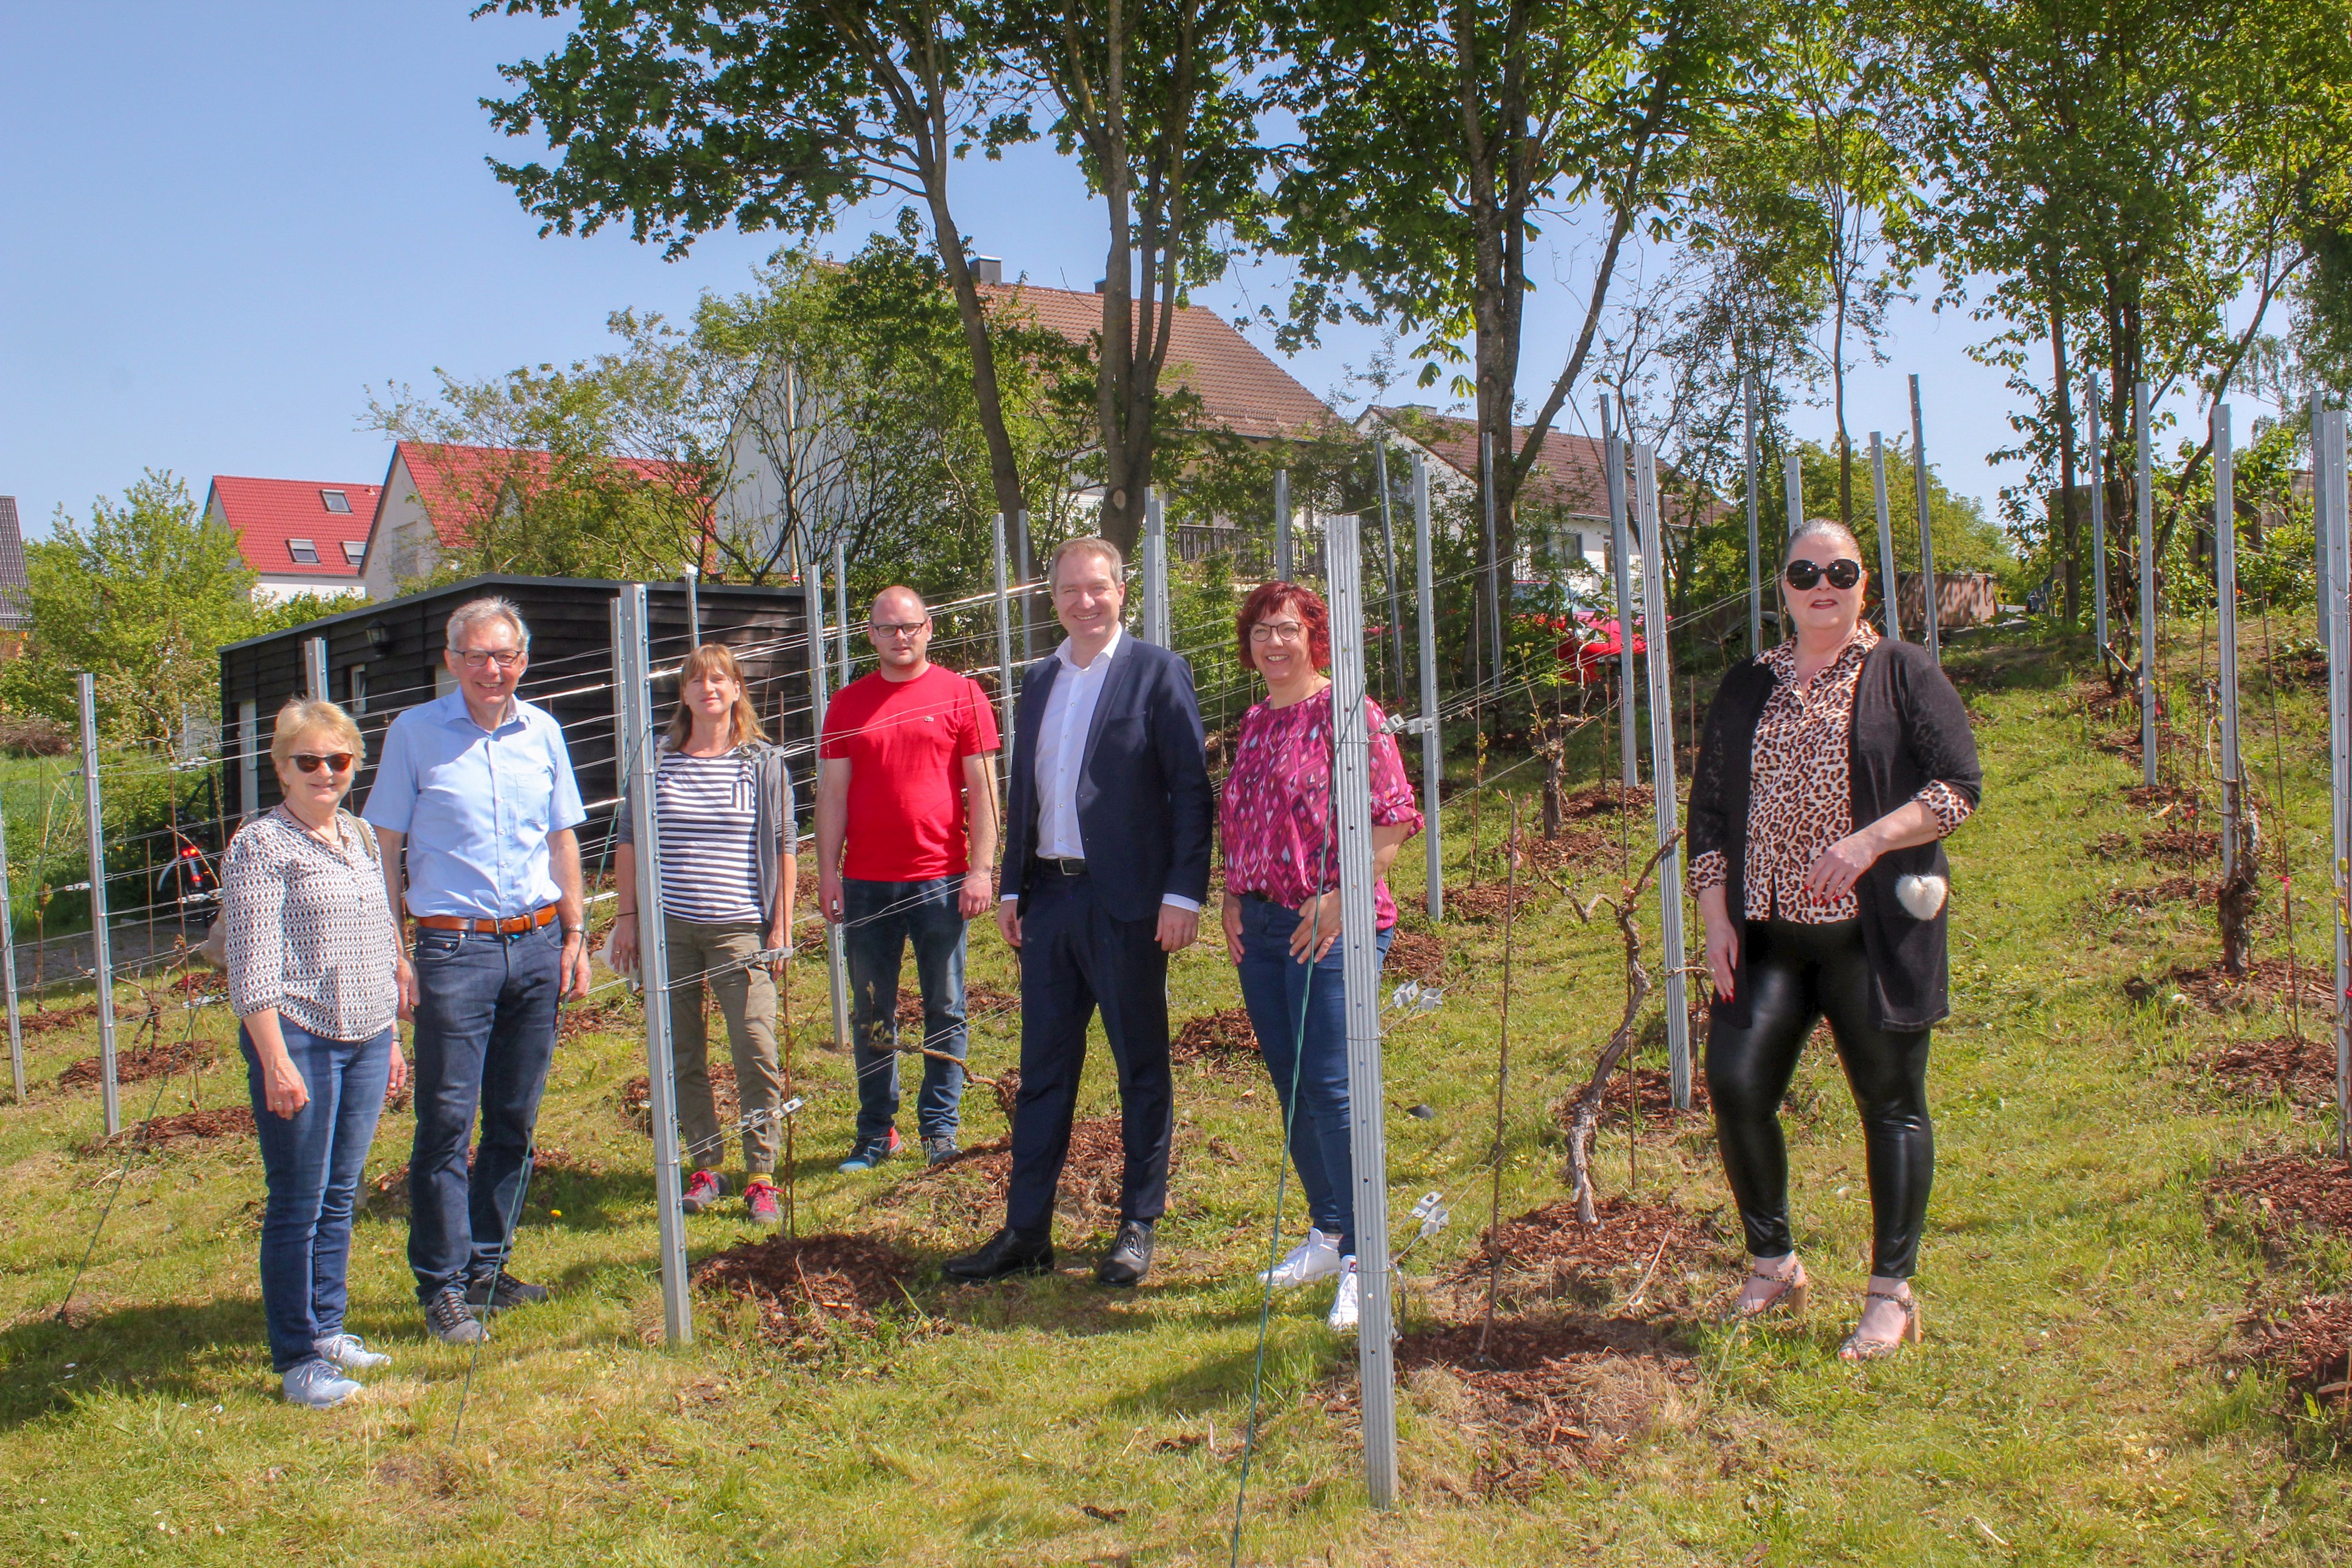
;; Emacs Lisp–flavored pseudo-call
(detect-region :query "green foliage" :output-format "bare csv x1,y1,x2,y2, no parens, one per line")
0,472,263,748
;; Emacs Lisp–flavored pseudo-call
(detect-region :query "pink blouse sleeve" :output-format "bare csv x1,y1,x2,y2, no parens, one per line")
1363,700,1423,836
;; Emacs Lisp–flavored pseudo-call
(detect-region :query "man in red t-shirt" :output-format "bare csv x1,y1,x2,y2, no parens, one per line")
818,585,1001,1170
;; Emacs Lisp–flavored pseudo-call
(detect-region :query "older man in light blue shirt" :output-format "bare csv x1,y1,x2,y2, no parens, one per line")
363,596,590,1345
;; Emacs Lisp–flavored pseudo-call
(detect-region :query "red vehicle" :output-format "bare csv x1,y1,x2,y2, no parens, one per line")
1554,609,1645,685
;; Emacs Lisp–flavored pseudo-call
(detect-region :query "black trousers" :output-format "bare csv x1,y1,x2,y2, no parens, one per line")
1004,872,1173,1237
1705,918,1935,1279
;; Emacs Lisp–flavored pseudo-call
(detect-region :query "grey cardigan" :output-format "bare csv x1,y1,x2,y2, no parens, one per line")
616,741,799,928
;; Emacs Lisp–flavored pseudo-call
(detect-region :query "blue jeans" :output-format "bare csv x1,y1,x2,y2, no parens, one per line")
844,877,969,1142
1232,895,1392,1257
407,919,561,1300
241,1019,394,1373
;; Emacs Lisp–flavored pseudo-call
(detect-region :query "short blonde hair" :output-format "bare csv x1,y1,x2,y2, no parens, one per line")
1049,536,1125,586
270,699,365,768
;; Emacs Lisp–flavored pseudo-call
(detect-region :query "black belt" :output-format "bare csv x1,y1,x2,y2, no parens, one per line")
1037,857,1089,877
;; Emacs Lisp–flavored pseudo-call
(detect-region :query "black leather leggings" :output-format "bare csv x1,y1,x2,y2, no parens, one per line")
1705,918,1935,1279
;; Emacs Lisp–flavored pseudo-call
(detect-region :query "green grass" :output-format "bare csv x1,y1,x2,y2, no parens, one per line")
1,622,2347,1565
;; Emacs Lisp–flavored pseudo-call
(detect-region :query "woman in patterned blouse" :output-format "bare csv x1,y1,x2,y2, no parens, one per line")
224,699,405,1408
1217,582,1422,1332
1687,520,1983,1360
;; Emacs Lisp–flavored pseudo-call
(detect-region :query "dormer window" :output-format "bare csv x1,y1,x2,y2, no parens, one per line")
320,490,351,513
288,539,320,565
342,540,366,566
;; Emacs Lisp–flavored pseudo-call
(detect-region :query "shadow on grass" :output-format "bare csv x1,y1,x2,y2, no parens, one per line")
0,1295,268,1428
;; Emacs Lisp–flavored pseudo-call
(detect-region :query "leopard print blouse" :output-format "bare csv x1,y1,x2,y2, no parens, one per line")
1688,624,1972,923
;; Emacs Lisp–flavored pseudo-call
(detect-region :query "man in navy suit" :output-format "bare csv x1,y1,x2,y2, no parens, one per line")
943,536,1213,1286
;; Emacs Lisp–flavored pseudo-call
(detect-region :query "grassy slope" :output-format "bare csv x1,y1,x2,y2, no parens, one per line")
0,625,2346,1567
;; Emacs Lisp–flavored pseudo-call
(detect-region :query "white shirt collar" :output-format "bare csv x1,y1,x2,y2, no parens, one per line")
1054,623,1125,673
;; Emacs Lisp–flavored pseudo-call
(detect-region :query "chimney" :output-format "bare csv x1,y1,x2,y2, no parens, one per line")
1093,280,1106,294
972,255,1003,285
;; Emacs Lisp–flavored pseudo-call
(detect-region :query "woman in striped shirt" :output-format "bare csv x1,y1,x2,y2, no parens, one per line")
611,644,798,1228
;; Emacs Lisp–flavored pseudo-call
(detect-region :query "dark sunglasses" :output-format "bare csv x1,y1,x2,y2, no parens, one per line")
289,752,355,776
1785,557,1863,591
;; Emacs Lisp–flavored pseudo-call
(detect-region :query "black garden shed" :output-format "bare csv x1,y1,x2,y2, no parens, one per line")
216,575,814,841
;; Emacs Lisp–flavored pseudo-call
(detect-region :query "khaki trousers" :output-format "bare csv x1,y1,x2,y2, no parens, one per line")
664,917,783,1175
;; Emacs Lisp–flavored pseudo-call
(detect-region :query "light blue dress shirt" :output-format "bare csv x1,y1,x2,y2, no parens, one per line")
361,691,587,920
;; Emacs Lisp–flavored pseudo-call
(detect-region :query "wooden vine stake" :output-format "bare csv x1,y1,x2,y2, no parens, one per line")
1560,835,1681,1224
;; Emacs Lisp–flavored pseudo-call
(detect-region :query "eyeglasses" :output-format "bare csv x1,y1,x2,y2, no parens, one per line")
289,752,355,776
1249,621,1308,644
869,621,929,639
1784,557,1863,591
455,648,525,671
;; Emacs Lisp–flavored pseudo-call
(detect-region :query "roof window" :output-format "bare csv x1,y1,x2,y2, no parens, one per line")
287,539,320,566
342,540,367,566
320,490,351,513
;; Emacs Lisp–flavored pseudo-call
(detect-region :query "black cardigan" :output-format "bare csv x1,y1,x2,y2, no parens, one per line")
1687,637,1984,1032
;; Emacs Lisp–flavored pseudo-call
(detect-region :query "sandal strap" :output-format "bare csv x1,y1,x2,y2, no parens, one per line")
1864,1289,1915,1308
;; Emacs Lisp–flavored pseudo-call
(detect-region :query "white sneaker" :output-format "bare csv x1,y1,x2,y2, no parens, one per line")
281,1358,363,1410
1257,1228,1343,1289
1327,1257,1360,1331
313,1333,390,1372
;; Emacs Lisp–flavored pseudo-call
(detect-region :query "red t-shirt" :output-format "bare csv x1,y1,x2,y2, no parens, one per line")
819,664,1001,881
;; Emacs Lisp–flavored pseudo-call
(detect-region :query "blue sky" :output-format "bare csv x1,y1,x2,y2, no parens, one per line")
0,2,2180,544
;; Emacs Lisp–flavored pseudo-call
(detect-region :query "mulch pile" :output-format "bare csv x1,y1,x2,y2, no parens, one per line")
2238,1294,2352,1403
2142,826,2219,866
620,1065,737,1134
2205,1034,2342,1105
2095,730,2144,762
1171,1007,1257,1068
2207,1155,2352,1245
560,994,641,1041
2090,832,2134,860
1384,930,1450,986
2164,958,2336,1014
1385,1314,1700,1495
56,1035,215,1092
18,1002,102,1036
691,1232,922,1348
896,982,1017,1030
1444,881,1541,922
2073,681,2134,721
1577,1065,1713,1126
81,1106,255,1155
1556,783,1654,820
889,1116,1135,1231
1452,1197,1712,1314
2107,875,2214,910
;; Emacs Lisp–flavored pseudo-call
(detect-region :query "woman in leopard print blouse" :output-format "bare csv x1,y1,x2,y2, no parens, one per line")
1686,519,1983,1361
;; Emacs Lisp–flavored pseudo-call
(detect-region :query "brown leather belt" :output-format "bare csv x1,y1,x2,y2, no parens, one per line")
413,905,559,936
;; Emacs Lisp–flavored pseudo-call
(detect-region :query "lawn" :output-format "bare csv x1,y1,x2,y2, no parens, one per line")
0,622,2346,1566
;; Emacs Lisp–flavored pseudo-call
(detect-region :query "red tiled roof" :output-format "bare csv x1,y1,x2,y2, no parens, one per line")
208,475,383,578
977,281,1334,442
1370,406,1730,527
378,440,702,551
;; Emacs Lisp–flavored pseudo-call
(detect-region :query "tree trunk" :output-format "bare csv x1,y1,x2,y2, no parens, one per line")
2049,266,2080,629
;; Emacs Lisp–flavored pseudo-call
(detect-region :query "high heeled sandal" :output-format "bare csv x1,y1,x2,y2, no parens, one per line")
1728,1257,1809,1321
1838,1288,1922,1361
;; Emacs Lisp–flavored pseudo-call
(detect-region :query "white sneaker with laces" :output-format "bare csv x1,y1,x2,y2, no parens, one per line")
1327,1257,1360,1331
1257,1228,1342,1290
313,1332,390,1372
281,1358,363,1410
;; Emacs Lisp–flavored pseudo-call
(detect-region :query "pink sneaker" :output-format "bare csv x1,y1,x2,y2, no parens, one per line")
745,1180,783,1230
681,1168,729,1214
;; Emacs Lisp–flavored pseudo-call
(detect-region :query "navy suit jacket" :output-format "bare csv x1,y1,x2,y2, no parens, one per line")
1001,632,1213,924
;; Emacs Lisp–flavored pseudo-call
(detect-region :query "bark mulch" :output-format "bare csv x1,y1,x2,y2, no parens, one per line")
2090,832,2134,860
1573,1065,1714,1128
691,1232,923,1349
1557,783,1655,821
2238,1294,2352,1405
2207,1155,2352,1246
2163,958,2336,1015
896,982,1017,1029
2143,827,2219,867
2204,1034,2343,1106
1171,1007,1258,1068
1384,930,1452,986
560,994,641,1041
18,1002,102,1036
55,1035,216,1092
620,1065,737,1134
1451,1197,1714,1315
885,1116,1140,1233
80,1106,254,1155
1444,881,1542,923
2107,874,2215,911
1342,1313,1700,1497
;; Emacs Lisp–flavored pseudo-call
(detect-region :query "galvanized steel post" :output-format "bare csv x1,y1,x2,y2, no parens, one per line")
1323,509,1398,1507
303,637,328,703
0,806,20,1104
1633,448,1691,1108
2215,405,2242,877
1411,455,1444,923
991,512,1017,800
1870,433,1901,641
1274,469,1293,582
2136,381,2158,786
2090,388,2111,662
1910,375,1941,663
77,673,119,1136
613,587,692,1344
2315,403,2350,1159
833,540,852,688
1604,400,1638,788
805,549,852,1054
1140,489,1170,645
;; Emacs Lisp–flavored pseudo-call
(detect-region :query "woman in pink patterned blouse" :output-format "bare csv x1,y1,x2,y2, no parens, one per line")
1217,581,1421,1331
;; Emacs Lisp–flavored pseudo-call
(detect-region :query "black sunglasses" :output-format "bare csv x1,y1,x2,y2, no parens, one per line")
289,752,355,776
1785,557,1863,591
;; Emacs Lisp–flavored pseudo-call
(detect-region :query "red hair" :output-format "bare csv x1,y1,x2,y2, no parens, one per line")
1236,580,1332,675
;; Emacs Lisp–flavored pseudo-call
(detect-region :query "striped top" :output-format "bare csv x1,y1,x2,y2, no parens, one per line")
653,749,766,923
224,807,400,1040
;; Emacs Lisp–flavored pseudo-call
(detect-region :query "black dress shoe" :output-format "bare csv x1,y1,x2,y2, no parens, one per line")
1095,1219,1154,1287
942,1227,1054,1283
